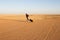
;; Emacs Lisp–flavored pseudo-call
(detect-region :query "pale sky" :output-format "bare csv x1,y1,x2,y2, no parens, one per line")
0,0,60,14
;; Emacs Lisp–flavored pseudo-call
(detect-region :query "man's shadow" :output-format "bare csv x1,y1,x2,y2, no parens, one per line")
0,18,27,22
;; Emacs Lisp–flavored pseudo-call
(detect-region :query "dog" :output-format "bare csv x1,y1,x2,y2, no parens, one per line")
29,19,33,22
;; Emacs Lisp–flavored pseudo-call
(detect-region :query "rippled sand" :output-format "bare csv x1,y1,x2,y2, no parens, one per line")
0,14,60,40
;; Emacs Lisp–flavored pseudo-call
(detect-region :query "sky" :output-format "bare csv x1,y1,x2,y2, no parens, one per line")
0,0,60,14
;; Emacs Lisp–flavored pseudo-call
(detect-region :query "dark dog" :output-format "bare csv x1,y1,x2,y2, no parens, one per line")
29,19,33,22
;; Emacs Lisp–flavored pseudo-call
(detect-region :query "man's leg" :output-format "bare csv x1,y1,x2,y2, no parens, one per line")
26,16,28,20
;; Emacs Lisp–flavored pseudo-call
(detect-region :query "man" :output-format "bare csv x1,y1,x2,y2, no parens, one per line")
25,13,33,22
26,13,29,20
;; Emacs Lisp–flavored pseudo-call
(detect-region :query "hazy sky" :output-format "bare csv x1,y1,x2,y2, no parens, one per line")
0,0,60,14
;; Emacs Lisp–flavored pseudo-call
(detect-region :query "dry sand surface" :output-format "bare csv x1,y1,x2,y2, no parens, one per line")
0,14,60,40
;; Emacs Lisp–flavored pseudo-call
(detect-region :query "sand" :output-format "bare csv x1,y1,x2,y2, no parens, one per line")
0,14,60,40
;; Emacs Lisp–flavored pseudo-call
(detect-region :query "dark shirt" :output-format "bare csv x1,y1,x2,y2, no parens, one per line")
26,14,29,17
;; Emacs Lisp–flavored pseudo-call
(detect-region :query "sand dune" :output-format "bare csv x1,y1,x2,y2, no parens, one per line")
0,15,60,40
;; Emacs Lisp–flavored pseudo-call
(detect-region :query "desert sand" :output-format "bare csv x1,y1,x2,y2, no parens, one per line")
0,14,60,40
